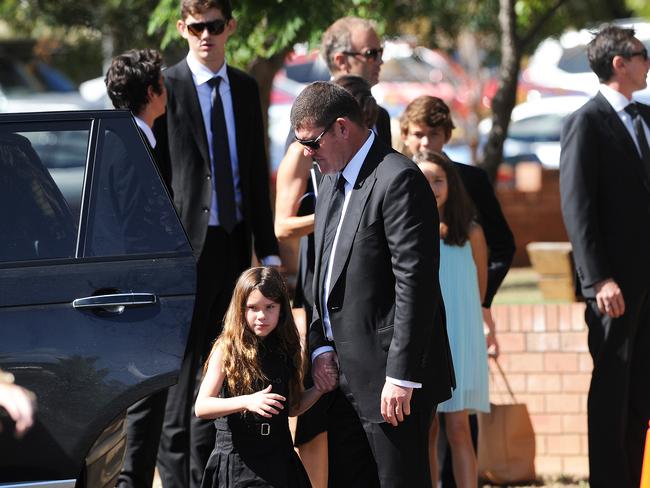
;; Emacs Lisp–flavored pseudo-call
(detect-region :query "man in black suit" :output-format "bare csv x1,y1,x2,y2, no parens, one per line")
291,81,454,487
145,1,279,487
559,25,650,488
399,94,515,486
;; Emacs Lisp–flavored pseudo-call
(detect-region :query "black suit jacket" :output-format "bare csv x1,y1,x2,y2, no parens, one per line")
154,60,279,261
560,93,650,297
455,162,515,306
310,138,454,423
375,105,392,146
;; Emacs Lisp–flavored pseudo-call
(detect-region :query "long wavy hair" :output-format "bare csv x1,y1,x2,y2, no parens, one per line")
208,267,303,410
415,151,476,246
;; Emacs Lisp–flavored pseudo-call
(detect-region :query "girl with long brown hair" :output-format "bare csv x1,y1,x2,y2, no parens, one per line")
195,266,335,487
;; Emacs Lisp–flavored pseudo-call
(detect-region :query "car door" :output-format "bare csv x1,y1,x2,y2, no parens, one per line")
0,111,196,486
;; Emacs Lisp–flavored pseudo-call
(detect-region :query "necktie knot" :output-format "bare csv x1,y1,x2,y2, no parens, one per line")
625,103,639,118
335,174,346,193
208,76,222,90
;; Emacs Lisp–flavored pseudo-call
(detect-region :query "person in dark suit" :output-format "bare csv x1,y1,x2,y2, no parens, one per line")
399,95,515,486
291,81,455,487
559,25,650,488
104,48,174,488
122,2,279,487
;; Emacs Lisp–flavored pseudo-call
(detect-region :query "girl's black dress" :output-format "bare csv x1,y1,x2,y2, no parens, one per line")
200,339,311,488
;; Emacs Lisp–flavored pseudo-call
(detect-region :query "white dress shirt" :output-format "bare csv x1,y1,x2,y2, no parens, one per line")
599,83,650,158
312,130,421,389
134,116,156,148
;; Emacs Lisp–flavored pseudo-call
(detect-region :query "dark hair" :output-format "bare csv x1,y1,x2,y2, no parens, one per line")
290,81,364,131
180,0,232,20
587,25,638,83
400,95,455,139
105,49,164,115
415,151,475,246
333,75,378,129
321,17,376,73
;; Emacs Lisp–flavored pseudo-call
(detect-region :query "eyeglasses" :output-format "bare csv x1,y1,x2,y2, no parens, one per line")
342,48,384,62
625,47,648,61
186,18,228,37
295,119,337,151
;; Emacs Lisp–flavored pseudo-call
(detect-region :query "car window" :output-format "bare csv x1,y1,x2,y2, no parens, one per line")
84,117,190,257
509,114,566,142
0,121,86,263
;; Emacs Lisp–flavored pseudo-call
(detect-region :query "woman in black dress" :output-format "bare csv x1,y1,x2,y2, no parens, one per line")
195,267,337,487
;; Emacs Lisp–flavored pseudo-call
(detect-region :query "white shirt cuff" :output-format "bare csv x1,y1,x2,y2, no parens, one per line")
260,255,281,266
386,376,422,389
311,346,335,363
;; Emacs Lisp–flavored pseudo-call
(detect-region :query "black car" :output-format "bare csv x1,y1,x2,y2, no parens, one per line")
0,111,196,487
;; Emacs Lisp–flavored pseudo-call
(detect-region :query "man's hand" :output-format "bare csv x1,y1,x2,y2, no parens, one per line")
0,382,36,438
312,351,339,392
595,278,625,318
381,381,413,427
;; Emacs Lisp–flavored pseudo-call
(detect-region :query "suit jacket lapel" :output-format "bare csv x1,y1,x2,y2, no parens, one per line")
313,174,335,312
228,67,246,174
595,93,650,190
174,61,210,167
327,143,382,294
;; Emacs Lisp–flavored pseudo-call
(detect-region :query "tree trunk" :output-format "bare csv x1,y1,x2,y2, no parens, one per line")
480,0,521,184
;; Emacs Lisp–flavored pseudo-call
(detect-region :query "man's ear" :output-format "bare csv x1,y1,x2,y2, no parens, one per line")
332,52,349,75
226,17,237,36
176,19,187,39
612,54,626,74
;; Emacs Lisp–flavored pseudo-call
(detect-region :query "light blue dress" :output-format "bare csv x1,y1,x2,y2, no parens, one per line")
438,239,490,413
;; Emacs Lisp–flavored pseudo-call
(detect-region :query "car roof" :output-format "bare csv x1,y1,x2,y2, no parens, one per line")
0,109,132,122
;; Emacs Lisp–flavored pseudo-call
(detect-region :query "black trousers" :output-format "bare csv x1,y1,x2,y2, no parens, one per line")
326,373,434,488
585,288,650,488
118,225,248,488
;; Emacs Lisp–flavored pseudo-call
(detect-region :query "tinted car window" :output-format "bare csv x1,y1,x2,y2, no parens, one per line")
509,114,566,142
0,122,88,263
85,117,189,257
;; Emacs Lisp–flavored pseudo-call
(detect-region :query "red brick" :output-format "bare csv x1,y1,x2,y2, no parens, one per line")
562,414,588,434
571,303,587,331
545,304,559,331
578,353,593,373
547,434,582,455
558,304,573,331
544,352,579,372
581,434,589,455
530,413,563,434
562,373,592,393
536,434,547,455
498,332,526,352
527,374,561,392
526,332,560,352
491,372,526,394
533,304,546,332
493,305,510,332
509,306,521,332
536,455,563,475
545,393,582,413
563,456,590,477
512,393,546,413
520,304,534,331
561,331,589,352
500,353,544,372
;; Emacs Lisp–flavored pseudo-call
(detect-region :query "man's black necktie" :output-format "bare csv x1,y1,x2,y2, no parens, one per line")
320,174,346,288
624,102,650,181
208,76,236,233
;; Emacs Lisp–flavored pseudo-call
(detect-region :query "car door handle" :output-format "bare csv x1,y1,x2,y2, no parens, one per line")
72,293,157,313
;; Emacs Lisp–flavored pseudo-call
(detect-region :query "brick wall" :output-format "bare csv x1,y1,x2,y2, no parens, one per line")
496,169,569,267
490,303,592,477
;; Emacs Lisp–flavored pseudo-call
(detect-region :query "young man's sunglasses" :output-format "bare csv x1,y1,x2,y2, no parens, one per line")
295,118,338,151
186,18,228,37
342,48,384,62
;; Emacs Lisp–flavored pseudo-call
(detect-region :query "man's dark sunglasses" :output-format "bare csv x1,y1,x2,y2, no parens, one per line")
295,119,337,151
186,18,228,37
625,47,648,61
342,48,384,62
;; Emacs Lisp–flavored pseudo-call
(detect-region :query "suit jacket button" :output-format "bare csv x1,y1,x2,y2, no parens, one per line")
203,207,209,213
206,175,211,180
330,305,340,312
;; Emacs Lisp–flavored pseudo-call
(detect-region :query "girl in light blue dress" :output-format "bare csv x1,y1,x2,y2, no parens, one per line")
416,151,490,488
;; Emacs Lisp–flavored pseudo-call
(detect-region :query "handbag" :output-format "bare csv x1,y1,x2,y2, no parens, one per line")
478,358,537,484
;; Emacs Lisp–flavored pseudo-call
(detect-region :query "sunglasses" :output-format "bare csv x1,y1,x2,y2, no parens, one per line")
626,47,648,61
295,118,338,151
342,48,384,62
186,18,228,37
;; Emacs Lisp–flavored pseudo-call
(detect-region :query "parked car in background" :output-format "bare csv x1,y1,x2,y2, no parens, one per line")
478,95,590,169
0,40,101,113
0,110,196,487
523,18,650,104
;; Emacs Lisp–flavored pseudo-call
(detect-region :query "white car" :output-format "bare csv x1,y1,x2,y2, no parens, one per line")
478,95,590,169
524,18,650,104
